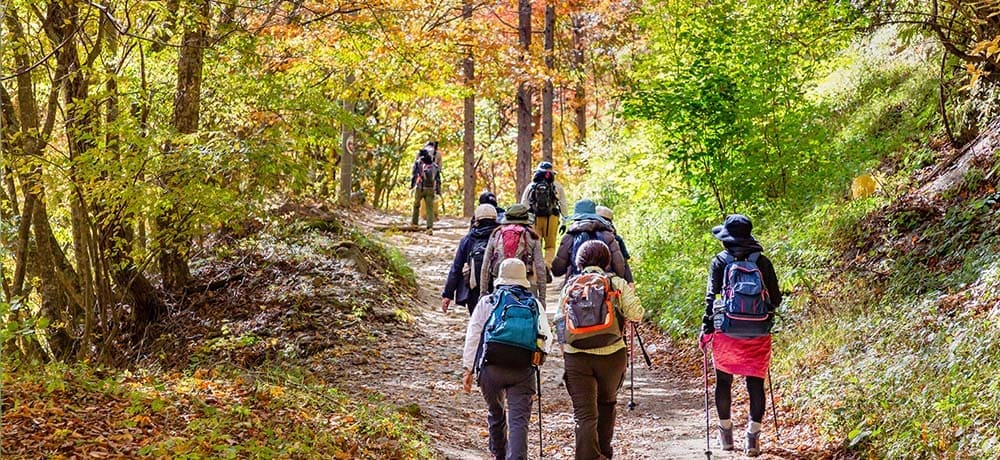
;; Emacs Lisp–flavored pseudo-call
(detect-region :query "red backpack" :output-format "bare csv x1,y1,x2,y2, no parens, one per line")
490,225,534,277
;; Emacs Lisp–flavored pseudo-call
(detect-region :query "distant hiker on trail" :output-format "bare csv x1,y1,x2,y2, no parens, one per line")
554,240,643,460
471,191,505,227
410,148,441,234
462,258,553,460
595,205,633,271
521,161,566,266
699,214,781,457
443,204,502,315
551,199,633,284
480,204,548,304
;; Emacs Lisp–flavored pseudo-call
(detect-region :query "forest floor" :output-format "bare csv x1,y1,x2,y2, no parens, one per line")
347,209,800,460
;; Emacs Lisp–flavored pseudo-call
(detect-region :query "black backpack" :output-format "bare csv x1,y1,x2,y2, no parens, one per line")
529,181,559,217
417,162,438,189
466,236,490,290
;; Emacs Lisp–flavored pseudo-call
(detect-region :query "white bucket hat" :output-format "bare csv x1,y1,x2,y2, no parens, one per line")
494,258,531,289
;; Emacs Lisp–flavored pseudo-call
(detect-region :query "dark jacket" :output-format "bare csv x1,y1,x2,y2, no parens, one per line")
702,243,782,334
410,159,441,194
551,219,633,283
443,220,500,311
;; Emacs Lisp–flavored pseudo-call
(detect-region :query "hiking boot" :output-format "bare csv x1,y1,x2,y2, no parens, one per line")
426,228,434,235
745,431,761,457
546,267,553,283
717,425,734,451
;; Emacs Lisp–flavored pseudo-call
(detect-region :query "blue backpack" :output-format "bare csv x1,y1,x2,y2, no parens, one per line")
478,286,541,369
714,252,773,337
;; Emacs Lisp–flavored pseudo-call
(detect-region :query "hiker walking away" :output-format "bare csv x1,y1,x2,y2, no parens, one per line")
471,191,506,227
551,199,632,285
462,258,553,460
480,204,548,305
699,214,781,457
521,161,566,266
409,148,441,233
555,240,643,460
444,204,502,315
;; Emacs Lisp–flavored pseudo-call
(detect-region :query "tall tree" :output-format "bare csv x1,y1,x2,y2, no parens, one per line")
571,14,586,144
516,0,533,193
339,73,356,206
159,0,211,292
542,2,555,163
462,0,477,217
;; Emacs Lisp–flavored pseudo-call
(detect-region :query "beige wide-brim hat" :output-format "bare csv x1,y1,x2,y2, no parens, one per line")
596,205,614,221
494,258,531,288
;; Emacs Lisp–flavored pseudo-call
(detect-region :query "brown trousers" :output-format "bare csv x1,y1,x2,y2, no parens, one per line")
563,348,627,459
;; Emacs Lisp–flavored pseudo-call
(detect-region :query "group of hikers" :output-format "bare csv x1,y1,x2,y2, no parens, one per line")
416,152,780,459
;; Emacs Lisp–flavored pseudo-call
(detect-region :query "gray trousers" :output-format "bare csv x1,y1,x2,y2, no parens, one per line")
478,364,536,460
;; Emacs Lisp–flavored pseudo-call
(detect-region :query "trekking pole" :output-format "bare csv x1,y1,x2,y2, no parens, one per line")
536,365,543,458
627,322,636,410
633,322,653,368
701,345,713,460
768,368,781,441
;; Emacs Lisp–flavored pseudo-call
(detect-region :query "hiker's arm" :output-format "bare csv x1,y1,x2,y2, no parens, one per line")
550,234,571,277
435,168,442,195
703,256,724,333
442,238,468,301
614,276,644,322
607,237,631,283
409,161,418,189
758,255,782,311
520,184,532,205
536,302,553,354
532,240,546,304
462,296,492,371
617,235,631,261
556,182,567,217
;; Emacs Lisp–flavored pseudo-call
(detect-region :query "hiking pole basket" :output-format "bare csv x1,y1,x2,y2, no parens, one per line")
628,322,636,410
702,345,713,460
768,368,780,441
536,365,543,458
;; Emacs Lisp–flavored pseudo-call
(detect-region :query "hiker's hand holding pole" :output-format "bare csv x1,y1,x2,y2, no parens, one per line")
462,369,473,393
441,297,451,314
698,330,713,351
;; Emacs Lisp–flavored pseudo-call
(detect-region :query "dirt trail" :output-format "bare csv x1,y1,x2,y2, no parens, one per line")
353,211,783,460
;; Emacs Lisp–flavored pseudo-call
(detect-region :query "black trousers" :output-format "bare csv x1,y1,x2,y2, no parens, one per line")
715,369,766,423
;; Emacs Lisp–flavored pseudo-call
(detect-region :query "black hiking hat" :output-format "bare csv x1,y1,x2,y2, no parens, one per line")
501,204,534,225
712,214,758,245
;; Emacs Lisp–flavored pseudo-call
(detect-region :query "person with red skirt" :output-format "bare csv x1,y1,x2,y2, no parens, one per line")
699,214,781,457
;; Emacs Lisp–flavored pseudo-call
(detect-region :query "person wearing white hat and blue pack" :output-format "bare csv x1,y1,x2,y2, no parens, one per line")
463,258,553,460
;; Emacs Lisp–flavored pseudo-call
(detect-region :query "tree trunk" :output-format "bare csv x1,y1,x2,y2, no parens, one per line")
542,2,555,164
516,0,533,195
160,0,210,292
339,72,356,206
462,0,477,217
571,14,587,144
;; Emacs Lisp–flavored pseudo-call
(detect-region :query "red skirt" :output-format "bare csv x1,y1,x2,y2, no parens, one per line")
710,332,771,379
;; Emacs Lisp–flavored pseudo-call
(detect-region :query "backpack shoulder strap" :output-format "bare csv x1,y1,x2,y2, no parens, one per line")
747,252,761,264
722,252,735,265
